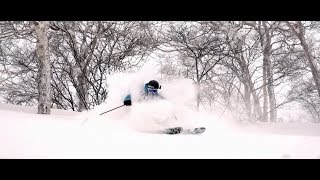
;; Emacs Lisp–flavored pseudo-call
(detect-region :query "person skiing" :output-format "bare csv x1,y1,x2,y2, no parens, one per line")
122,80,206,135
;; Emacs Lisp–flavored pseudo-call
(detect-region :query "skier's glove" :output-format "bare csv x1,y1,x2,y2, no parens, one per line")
124,99,132,106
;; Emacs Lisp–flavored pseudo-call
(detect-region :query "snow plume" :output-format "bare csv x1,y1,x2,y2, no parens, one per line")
82,61,225,133
84,61,162,124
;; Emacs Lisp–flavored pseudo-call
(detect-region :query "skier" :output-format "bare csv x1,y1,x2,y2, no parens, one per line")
123,80,163,106
123,80,205,134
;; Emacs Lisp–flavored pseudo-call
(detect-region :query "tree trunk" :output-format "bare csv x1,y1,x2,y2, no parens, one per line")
255,21,277,122
239,45,263,121
263,21,277,122
265,52,277,122
287,21,320,98
244,82,252,121
34,21,51,114
262,55,268,122
76,28,99,112
196,81,200,111
301,42,320,97
254,21,269,122
77,69,89,112
248,78,263,121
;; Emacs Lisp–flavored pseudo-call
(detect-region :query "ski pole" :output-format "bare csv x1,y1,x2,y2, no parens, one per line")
99,104,125,115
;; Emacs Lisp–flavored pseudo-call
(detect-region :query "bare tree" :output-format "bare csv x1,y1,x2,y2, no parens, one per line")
34,21,51,114
0,21,52,114
49,21,158,111
223,31,263,121
286,21,320,98
245,21,278,122
2,21,320,124
162,22,228,110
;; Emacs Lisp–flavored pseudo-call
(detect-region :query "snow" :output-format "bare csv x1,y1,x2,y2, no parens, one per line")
2,65,320,159
1,102,320,159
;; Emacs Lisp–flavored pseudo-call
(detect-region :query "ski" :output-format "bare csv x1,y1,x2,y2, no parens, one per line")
161,127,206,135
182,127,206,134
162,127,183,134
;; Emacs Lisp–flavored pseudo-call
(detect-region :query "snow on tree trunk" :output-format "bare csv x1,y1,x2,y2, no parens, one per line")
34,21,51,114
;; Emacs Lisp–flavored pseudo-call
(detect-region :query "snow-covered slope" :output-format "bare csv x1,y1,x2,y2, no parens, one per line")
1,103,320,159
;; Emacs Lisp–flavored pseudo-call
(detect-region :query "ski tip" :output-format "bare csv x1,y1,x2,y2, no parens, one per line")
183,127,206,134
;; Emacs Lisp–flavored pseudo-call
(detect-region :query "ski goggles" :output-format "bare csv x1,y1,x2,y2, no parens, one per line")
147,86,158,94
